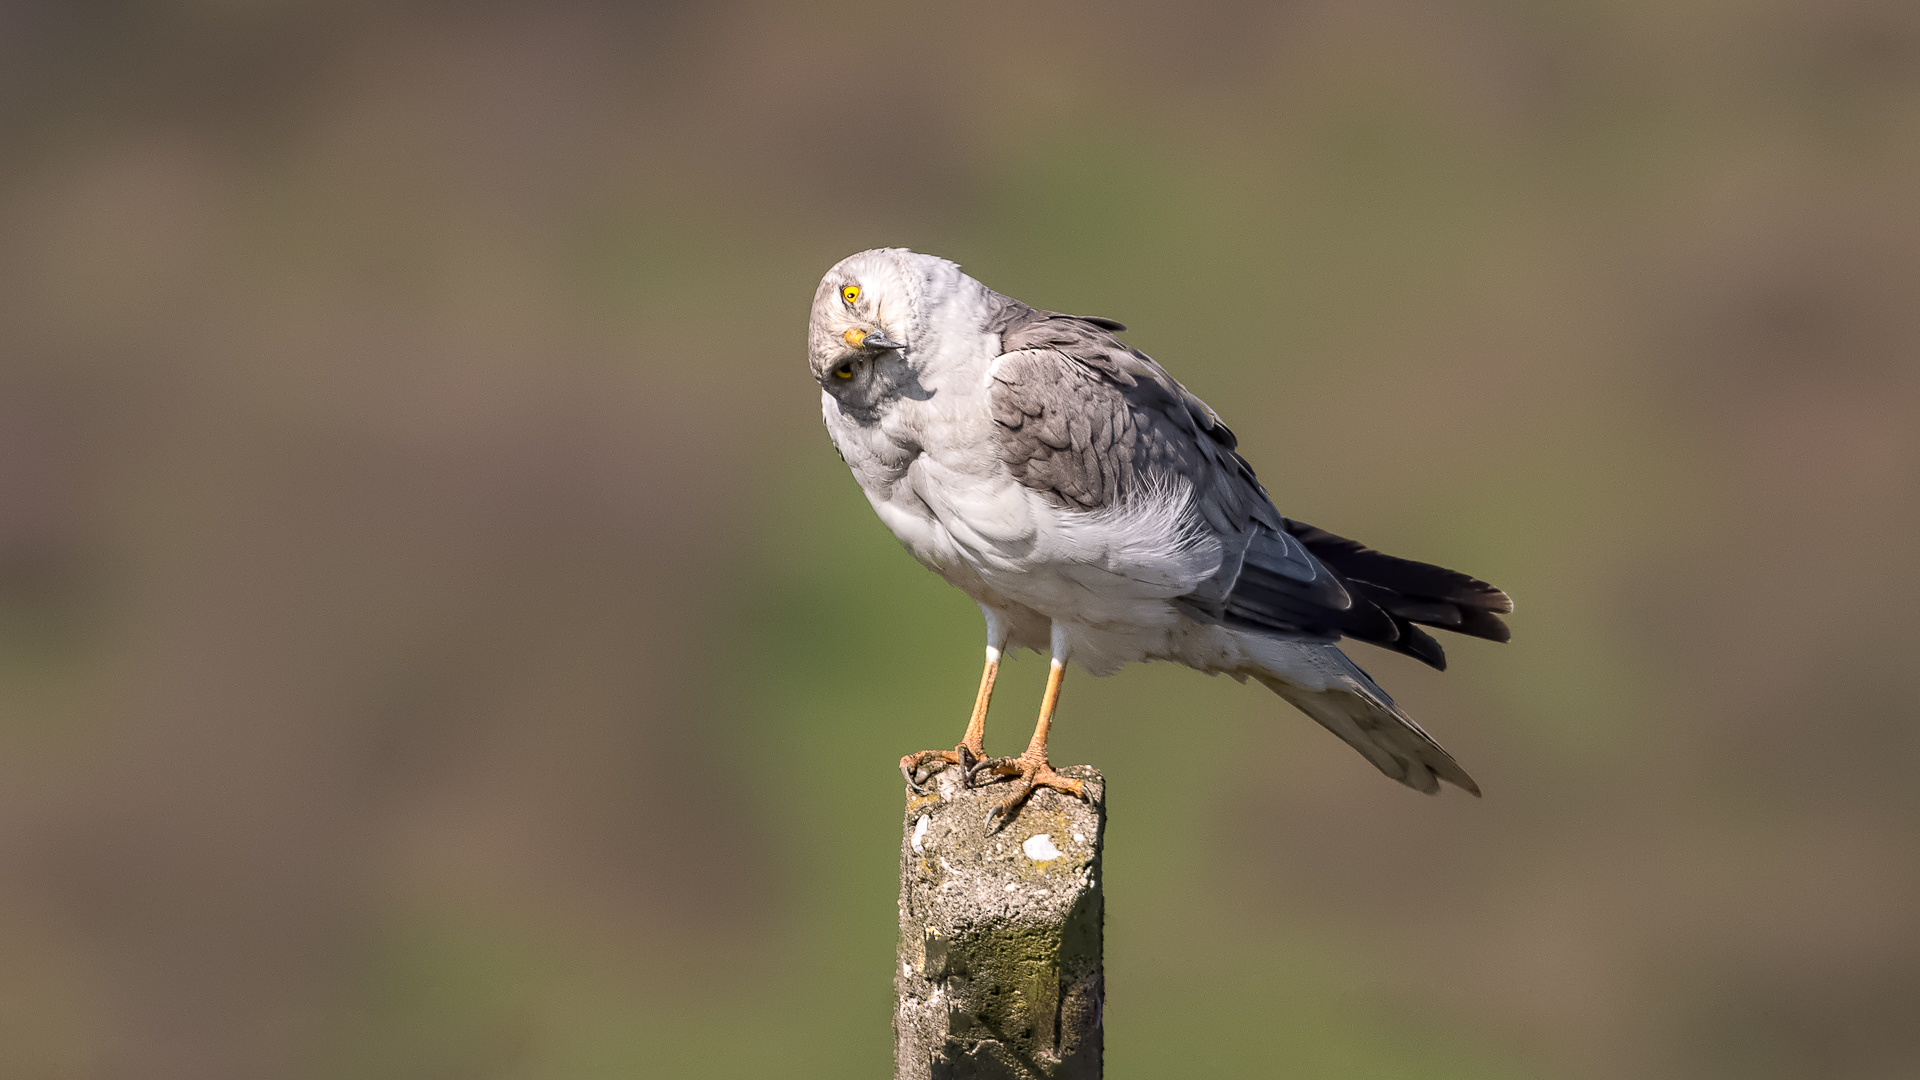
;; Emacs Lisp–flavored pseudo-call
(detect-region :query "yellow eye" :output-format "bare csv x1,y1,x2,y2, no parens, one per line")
841,285,860,305
834,363,854,379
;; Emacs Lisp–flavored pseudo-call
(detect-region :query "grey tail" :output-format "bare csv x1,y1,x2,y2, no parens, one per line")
1251,656,1481,797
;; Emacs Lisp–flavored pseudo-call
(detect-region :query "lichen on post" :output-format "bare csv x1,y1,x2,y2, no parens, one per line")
894,764,1105,1080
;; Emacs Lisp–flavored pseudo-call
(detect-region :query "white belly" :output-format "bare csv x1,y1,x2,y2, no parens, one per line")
867,451,1227,673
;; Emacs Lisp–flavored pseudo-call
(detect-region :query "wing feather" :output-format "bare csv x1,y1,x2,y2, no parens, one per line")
983,295,1510,666
987,297,1278,530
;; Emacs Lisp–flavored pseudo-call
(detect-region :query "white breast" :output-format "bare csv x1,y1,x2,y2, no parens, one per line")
824,342,1226,674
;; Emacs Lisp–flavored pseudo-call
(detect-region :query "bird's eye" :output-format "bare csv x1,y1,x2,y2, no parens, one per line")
834,362,854,379
841,285,860,305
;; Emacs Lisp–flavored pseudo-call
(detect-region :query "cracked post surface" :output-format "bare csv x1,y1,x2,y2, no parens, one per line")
894,765,1104,1080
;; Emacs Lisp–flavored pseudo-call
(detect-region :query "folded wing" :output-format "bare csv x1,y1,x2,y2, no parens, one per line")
983,296,1511,669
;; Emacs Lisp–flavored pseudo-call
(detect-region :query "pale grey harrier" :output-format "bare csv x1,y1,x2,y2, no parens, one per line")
808,249,1511,831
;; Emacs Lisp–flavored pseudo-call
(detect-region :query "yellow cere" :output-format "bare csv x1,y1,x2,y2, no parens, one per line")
841,284,860,304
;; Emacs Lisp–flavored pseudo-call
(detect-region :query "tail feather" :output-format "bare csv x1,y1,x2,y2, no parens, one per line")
1250,653,1480,797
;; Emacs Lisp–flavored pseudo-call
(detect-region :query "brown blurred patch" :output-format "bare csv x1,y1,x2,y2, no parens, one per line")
0,1,1916,1078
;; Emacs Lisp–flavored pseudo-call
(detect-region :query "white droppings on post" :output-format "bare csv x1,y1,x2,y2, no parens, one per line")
1023,833,1064,862
911,814,931,853
1072,831,1086,843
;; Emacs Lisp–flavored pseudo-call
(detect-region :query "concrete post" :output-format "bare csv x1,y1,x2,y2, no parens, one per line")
893,765,1105,1079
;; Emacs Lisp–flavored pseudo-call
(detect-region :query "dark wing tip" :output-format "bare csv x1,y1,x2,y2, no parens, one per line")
1281,518,1515,640
1397,621,1448,670
1456,609,1512,643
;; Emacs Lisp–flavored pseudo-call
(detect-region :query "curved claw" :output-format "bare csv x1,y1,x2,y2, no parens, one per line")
963,753,996,787
901,746,985,795
984,801,1007,836
900,758,929,794
900,751,950,794
964,759,994,786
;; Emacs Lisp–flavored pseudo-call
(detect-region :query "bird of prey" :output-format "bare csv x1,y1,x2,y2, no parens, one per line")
808,248,1511,831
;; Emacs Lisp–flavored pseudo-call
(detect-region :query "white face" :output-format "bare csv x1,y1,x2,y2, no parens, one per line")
806,248,924,387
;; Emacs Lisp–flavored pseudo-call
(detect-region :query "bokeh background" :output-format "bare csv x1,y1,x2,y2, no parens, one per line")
1,1,1916,1077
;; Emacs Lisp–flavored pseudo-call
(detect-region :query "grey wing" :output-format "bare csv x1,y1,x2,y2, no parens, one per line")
986,300,1358,638
985,297,1510,661
986,298,1276,530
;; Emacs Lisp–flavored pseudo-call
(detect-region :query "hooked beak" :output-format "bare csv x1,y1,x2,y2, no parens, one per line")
842,327,908,353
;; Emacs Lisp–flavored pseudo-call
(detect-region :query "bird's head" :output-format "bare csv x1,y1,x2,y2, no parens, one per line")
807,248,965,388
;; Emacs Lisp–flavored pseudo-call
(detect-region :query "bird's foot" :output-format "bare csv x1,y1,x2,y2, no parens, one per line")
899,743,986,794
980,753,1089,834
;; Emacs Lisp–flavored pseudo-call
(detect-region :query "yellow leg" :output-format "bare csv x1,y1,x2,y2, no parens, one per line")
958,651,1000,758
982,656,1090,833
900,649,1001,792
1023,656,1067,760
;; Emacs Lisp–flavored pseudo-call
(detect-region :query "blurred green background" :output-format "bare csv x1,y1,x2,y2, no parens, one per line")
1,1,1917,1078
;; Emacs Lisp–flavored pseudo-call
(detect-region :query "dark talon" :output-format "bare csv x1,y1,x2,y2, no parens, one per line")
903,744,1004,797
901,760,927,794
902,753,947,794
983,802,1005,836
957,745,990,788
966,755,1013,787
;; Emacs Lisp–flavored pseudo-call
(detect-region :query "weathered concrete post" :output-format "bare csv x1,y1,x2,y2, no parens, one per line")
894,764,1105,1079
